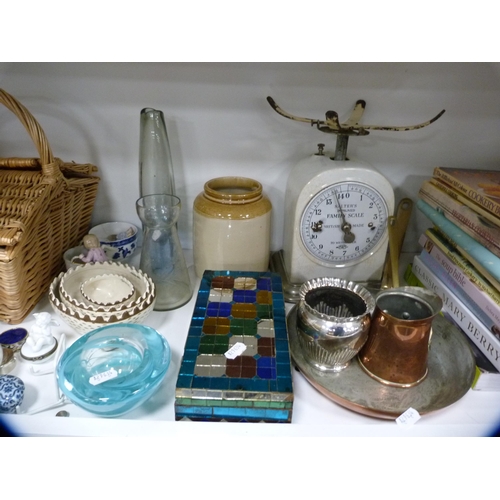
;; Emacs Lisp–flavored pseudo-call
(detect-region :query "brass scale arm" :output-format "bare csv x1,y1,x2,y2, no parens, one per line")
266,96,445,288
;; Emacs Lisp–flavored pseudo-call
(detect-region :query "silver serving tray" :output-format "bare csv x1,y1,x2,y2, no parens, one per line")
287,306,476,419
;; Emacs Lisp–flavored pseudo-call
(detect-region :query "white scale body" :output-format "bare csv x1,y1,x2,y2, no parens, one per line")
283,153,395,286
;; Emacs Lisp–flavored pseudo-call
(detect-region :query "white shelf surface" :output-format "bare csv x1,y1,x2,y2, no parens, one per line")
2,253,500,437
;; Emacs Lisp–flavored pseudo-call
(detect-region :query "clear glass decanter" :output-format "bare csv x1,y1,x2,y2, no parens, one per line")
136,194,192,310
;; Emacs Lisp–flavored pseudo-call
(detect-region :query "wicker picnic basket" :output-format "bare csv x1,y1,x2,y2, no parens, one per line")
0,89,100,324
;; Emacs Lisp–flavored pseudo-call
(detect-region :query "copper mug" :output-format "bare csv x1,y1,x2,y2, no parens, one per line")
358,286,442,388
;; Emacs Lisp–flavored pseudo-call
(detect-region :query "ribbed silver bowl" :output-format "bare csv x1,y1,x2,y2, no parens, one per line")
296,277,375,372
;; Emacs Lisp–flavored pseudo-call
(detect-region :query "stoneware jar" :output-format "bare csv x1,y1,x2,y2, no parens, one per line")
193,177,272,278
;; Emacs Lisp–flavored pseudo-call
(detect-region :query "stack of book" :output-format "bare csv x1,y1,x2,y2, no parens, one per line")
411,167,500,390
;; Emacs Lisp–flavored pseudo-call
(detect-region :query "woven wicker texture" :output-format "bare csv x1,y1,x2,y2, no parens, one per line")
0,89,100,324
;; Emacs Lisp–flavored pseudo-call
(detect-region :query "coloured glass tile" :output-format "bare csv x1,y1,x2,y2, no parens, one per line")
233,277,257,290
175,270,294,423
258,337,276,357
256,290,273,304
231,303,257,319
225,355,257,378
199,334,229,355
256,304,273,319
211,276,234,289
233,290,257,303
230,318,257,336
209,288,233,302
207,302,232,317
202,317,230,334
257,319,275,337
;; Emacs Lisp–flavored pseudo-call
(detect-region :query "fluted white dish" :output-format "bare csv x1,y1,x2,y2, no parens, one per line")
80,274,135,306
59,262,153,313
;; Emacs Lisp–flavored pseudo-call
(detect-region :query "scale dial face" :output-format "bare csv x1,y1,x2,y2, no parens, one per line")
300,181,389,267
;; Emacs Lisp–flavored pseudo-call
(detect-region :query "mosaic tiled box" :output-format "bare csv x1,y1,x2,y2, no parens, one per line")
175,270,294,423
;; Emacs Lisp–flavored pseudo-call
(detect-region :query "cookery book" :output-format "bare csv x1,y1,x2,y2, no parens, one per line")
412,253,500,371
433,167,500,219
419,179,500,258
419,229,500,325
416,199,500,291
429,177,500,227
419,228,500,306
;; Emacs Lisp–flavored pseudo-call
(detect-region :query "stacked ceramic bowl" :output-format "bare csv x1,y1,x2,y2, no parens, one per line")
48,261,156,335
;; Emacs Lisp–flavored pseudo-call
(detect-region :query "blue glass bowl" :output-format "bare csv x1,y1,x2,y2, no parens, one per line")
56,324,170,417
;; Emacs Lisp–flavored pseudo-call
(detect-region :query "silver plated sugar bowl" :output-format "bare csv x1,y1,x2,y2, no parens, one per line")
296,277,375,372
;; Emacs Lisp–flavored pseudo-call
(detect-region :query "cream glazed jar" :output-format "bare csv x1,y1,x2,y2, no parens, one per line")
193,177,272,278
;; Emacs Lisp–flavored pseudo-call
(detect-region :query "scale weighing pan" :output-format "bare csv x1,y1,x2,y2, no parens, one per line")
287,307,475,419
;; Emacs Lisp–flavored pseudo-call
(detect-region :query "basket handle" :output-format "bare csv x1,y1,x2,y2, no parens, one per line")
0,88,60,178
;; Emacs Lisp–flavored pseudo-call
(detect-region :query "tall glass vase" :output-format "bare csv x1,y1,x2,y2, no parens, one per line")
139,108,176,197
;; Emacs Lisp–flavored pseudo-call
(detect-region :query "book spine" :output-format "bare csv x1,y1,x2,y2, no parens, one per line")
419,181,500,258
433,167,500,218
419,231,500,318
429,178,500,227
423,227,500,295
419,249,500,331
416,199,500,284
412,254,500,371
420,250,500,334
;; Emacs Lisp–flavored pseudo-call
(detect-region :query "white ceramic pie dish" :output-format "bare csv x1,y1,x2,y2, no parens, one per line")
49,275,156,335
49,262,156,335
80,274,135,306
58,262,154,313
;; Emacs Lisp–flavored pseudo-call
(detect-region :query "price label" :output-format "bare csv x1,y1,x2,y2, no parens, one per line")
396,407,421,426
89,368,118,386
225,342,247,359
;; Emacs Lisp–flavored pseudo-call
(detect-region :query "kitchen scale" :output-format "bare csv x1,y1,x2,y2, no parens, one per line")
267,97,445,302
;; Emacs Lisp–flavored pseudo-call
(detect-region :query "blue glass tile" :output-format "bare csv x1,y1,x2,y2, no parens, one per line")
276,350,291,363
247,378,270,392
257,278,272,290
191,376,212,389
188,327,203,338
182,351,199,366
233,290,257,303
277,361,292,377
276,378,293,393
207,302,232,317
276,339,289,352
180,358,195,375
257,356,276,379
229,378,262,391
176,405,213,416
185,336,201,350
209,377,230,390
176,374,192,388
190,317,205,327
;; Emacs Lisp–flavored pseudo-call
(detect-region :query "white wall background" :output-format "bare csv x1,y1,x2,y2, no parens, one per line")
1,62,499,253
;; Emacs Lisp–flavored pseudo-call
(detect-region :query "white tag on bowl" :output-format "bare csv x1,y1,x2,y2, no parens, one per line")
89,367,118,386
